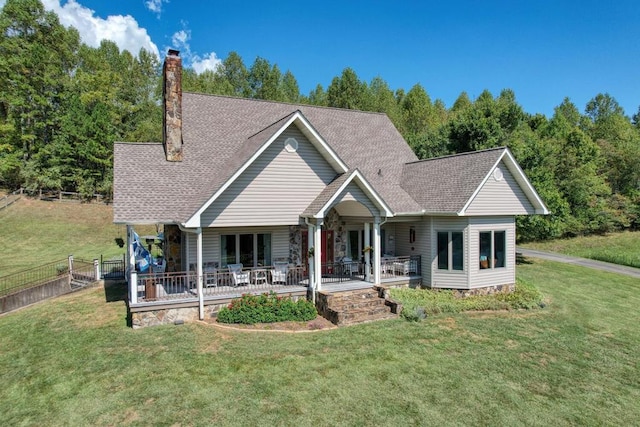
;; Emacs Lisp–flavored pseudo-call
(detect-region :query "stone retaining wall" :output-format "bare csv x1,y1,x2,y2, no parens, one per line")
1,276,70,314
450,283,516,298
131,293,309,329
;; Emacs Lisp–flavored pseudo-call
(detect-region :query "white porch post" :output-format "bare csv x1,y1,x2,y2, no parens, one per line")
373,216,381,285
127,225,137,304
185,232,190,273
314,220,323,291
364,222,371,282
307,224,315,290
196,227,204,320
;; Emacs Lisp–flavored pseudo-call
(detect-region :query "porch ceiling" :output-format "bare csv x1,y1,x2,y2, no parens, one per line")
333,200,373,217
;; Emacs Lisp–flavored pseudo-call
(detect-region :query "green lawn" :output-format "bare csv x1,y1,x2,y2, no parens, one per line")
1,260,638,426
0,198,155,277
521,230,640,268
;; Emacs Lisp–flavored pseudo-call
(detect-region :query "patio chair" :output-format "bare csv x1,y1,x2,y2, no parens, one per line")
341,257,358,276
228,263,250,287
270,261,289,285
203,262,218,287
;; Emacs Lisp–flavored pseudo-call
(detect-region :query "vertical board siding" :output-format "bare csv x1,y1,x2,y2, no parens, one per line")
186,226,289,267
431,217,469,289
468,216,516,288
465,162,535,215
201,126,337,227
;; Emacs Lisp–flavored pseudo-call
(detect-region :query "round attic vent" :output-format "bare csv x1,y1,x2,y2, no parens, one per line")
493,167,504,181
284,137,298,153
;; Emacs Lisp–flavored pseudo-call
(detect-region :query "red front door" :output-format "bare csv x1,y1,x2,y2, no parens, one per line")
321,230,334,275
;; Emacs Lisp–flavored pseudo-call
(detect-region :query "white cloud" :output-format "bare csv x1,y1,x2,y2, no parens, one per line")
145,0,168,17
41,0,159,58
168,27,221,74
192,52,222,74
171,29,190,52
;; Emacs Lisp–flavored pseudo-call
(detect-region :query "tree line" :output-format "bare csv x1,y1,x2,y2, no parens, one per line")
1,0,639,241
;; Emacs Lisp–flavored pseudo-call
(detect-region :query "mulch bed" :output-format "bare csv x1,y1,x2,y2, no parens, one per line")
202,315,337,332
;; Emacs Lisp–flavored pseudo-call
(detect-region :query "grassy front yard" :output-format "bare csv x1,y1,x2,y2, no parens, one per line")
521,230,640,268
0,198,154,277
1,259,638,425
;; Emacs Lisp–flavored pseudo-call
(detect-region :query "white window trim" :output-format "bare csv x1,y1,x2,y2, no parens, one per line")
479,230,507,270
437,230,465,273
221,232,272,267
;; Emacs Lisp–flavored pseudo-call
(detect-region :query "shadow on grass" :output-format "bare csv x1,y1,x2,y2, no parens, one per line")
103,279,133,327
104,279,127,303
516,253,533,265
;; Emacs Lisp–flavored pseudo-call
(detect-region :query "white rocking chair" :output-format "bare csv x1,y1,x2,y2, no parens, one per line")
228,263,250,287
270,261,289,285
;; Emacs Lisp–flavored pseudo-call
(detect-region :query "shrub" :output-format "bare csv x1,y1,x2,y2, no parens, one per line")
217,292,317,324
392,280,544,320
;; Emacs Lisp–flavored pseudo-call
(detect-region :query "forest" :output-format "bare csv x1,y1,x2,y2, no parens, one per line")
1,0,639,241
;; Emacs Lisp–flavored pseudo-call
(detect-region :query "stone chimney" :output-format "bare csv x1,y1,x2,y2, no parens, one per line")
163,49,183,161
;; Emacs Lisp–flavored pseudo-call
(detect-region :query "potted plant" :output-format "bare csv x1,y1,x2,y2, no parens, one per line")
308,247,315,258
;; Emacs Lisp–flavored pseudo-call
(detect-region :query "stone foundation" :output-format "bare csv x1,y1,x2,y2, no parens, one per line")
131,302,228,328
131,293,309,329
449,283,516,298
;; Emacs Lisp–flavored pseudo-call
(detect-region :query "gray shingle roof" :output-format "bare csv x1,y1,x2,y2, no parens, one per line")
114,93,421,223
301,172,350,218
401,147,506,213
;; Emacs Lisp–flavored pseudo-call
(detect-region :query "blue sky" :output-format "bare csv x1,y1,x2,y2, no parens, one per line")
10,0,640,117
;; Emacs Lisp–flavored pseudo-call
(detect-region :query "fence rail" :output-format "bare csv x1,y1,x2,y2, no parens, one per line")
1,188,110,204
0,189,22,211
101,255,125,279
0,258,71,297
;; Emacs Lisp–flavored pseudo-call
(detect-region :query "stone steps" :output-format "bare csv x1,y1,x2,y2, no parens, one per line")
316,287,399,326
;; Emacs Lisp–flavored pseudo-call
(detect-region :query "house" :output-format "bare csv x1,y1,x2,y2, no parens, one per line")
113,50,548,326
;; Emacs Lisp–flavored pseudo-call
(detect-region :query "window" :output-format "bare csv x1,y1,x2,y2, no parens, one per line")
479,230,506,269
221,233,272,267
437,231,464,271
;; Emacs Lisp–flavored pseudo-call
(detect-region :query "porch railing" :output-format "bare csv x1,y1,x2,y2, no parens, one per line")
135,265,308,303
132,256,421,303
319,255,421,285
380,255,421,279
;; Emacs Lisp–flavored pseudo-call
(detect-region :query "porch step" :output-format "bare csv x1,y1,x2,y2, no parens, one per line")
316,287,398,326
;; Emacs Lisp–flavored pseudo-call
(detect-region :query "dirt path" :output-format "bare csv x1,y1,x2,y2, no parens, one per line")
517,248,640,279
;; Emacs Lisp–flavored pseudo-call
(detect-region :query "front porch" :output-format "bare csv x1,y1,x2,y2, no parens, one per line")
129,255,422,307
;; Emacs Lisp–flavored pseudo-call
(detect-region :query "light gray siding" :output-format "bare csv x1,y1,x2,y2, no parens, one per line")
394,220,430,283
184,226,289,267
465,161,536,215
468,216,516,288
201,126,337,227
430,217,470,289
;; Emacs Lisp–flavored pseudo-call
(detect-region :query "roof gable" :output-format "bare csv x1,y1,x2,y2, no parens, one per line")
185,111,348,227
459,148,549,215
302,169,393,219
401,147,548,215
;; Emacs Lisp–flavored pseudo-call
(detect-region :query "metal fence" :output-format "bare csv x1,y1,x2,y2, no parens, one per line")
0,258,71,297
101,255,126,280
